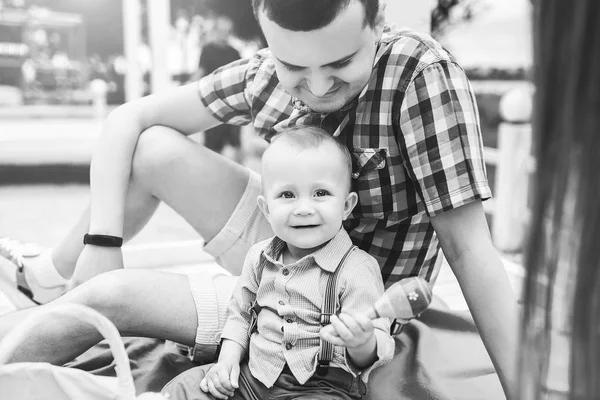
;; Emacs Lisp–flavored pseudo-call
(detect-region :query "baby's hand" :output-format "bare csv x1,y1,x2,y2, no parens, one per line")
200,361,240,399
320,312,374,348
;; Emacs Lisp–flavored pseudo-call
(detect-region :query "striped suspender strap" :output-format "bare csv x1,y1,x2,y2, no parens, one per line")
316,245,357,376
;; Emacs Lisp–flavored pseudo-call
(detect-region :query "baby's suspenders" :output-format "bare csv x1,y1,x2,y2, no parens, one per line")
248,245,357,377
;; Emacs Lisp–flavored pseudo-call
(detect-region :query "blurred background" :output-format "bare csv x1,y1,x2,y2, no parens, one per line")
0,0,533,302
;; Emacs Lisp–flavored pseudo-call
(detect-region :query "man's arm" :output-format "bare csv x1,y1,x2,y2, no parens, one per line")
430,200,519,400
68,84,222,285
89,83,221,237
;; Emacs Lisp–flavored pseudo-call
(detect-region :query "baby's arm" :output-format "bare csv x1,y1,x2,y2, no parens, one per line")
201,243,265,398
200,340,246,399
320,253,395,375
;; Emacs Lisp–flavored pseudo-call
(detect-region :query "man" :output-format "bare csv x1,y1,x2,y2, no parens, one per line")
0,1,518,398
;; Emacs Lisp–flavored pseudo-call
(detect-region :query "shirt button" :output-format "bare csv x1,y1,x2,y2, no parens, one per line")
285,343,293,350
281,326,284,332
286,318,293,323
282,268,289,276
352,172,360,179
278,300,285,306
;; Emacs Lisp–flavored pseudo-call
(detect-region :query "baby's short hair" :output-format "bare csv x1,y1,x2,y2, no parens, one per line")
268,126,353,190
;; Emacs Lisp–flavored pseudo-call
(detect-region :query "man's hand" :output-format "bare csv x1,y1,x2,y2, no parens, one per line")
200,361,240,399
69,246,124,289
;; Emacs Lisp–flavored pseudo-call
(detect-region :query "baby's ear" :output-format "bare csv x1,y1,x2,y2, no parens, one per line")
257,195,271,219
343,192,358,220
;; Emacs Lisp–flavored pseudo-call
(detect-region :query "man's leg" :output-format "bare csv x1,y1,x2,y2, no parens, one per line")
0,269,198,365
2,125,251,302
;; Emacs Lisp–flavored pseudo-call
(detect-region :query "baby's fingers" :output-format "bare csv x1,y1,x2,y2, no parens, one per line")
206,379,229,400
320,324,346,346
229,363,240,389
217,367,235,393
200,377,209,393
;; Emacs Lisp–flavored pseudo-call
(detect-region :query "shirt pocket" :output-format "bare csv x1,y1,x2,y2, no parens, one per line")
350,148,390,220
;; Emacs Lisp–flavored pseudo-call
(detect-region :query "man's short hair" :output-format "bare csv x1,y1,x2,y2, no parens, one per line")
268,126,353,190
252,0,379,32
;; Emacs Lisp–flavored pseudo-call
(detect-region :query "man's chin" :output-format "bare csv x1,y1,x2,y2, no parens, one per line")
305,98,349,113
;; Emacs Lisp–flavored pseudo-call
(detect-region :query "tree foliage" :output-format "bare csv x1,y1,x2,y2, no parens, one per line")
431,0,484,38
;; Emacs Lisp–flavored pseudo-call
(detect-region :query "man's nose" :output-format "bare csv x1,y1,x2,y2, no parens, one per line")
306,72,334,97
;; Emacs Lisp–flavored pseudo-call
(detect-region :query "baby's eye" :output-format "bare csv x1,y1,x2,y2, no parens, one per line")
279,191,294,199
315,189,330,197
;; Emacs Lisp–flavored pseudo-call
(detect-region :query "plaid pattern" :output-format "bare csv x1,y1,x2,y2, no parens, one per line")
220,229,394,388
198,28,491,287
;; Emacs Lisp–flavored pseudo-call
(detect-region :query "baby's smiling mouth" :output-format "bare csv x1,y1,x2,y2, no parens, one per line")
291,225,319,229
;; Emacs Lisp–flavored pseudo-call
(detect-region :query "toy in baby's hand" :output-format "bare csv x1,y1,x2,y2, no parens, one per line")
365,277,432,321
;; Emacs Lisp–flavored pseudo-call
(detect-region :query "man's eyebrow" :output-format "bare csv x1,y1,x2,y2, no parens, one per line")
276,51,359,69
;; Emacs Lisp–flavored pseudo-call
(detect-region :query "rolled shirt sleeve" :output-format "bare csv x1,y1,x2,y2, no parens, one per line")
197,57,255,126
398,61,492,217
220,244,263,351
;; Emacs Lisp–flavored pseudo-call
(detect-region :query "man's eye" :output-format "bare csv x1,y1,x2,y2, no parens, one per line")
330,58,352,69
282,63,304,72
280,192,294,198
315,190,330,197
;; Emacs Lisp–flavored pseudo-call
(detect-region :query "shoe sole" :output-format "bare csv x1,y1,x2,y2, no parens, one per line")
0,272,37,312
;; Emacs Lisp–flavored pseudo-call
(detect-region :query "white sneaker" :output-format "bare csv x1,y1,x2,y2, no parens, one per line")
0,237,63,305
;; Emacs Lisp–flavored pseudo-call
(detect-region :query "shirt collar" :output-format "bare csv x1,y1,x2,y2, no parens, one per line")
260,228,354,273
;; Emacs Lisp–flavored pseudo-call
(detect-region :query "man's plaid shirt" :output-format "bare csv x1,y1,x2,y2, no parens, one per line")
198,28,491,288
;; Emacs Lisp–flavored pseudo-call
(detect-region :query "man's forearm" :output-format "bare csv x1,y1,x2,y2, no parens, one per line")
451,248,519,400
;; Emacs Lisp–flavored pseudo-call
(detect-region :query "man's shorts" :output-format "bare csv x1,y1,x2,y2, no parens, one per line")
186,170,273,362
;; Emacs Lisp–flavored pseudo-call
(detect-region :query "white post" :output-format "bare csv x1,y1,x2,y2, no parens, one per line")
492,88,534,253
385,0,432,33
147,0,172,93
122,0,143,101
90,79,109,119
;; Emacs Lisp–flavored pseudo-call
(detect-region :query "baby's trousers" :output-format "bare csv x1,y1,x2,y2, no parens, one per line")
163,362,367,400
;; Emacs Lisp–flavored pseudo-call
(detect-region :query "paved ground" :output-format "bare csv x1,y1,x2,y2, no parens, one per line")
0,184,198,248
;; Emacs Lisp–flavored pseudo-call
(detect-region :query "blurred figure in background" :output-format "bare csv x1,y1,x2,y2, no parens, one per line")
171,10,192,85
519,0,600,399
194,14,243,164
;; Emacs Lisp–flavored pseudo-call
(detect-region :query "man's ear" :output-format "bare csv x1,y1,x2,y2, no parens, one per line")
257,195,271,220
343,192,358,220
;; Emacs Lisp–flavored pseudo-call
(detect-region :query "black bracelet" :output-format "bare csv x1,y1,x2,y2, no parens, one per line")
83,234,124,248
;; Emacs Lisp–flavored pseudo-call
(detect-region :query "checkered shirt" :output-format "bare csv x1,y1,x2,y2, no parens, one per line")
220,228,394,388
198,28,491,287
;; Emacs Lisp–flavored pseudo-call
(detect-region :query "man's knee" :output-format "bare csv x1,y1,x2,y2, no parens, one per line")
132,125,190,184
70,269,138,324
